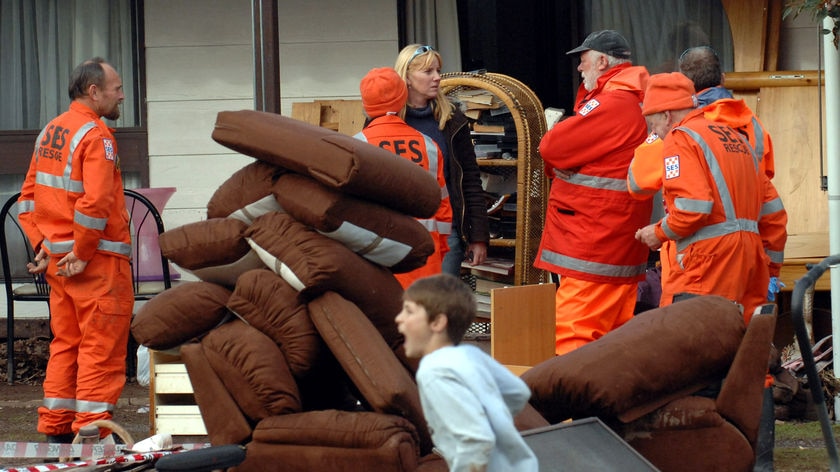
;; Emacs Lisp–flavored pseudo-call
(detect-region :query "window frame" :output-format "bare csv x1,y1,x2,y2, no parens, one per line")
0,0,149,187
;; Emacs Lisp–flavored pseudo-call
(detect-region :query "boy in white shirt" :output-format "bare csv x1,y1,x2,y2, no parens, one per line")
395,274,538,472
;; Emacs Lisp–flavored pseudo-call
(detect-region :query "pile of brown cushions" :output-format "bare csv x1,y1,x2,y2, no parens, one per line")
131,111,448,471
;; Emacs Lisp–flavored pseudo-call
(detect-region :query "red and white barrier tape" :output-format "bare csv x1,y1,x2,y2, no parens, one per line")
0,450,176,472
0,441,209,463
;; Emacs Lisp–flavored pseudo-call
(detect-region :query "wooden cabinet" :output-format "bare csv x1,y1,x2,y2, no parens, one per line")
440,72,550,287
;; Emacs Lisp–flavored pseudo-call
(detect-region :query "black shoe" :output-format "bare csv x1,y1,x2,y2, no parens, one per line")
46,432,75,444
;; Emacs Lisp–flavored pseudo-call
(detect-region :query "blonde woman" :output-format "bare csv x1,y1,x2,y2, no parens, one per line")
394,44,489,276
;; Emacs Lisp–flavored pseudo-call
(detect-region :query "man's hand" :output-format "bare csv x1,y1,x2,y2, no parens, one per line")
56,251,88,277
635,224,663,250
26,248,49,274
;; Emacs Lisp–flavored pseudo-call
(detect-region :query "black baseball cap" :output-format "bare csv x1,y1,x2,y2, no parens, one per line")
566,30,632,59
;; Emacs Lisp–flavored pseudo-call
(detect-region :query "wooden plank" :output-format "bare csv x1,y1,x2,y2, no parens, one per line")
779,257,831,292
491,283,555,367
784,232,830,259
323,100,365,135
290,101,323,126
721,0,768,72
756,85,827,236
155,405,207,435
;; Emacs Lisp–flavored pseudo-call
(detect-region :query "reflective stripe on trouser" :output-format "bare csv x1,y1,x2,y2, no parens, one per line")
554,275,637,356
38,253,134,436
395,230,447,290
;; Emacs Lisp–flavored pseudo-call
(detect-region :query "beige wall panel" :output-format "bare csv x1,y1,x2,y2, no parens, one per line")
149,154,253,211
757,86,828,235
278,0,397,42
145,0,251,47
279,41,398,99
146,46,254,102
147,99,254,157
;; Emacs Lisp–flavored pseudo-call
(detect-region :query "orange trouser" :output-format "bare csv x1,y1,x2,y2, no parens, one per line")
395,231,448,289
38,252,134,437
554,275,637,356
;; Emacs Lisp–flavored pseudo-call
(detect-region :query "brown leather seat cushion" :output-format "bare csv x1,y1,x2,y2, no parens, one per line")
522,295,745,424
130,281,232,350
200,319,302,423
245,211,404,348
308,291,432,455
227,268,324,378
211,110,440,218
206,160,285,221
273,173,434,273
239,410,421,472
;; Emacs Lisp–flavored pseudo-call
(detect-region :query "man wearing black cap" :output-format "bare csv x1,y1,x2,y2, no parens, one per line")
535,30,653,356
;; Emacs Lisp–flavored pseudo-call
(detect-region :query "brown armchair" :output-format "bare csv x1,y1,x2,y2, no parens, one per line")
523,296,777,472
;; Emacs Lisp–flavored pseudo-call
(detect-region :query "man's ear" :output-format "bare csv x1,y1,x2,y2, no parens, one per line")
429,313,448,333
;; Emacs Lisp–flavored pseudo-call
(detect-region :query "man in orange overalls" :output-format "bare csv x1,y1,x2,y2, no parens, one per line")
18,58,134,443
635,72,771,322
354,67,452,289
628,47,787,318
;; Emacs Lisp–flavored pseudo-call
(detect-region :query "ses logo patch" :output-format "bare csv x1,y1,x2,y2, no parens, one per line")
103,138,116,161
579,99,600,116
664,155,680,179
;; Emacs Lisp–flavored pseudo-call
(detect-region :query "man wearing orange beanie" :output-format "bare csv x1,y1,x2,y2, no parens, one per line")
354,67,452,288
635,72,771,322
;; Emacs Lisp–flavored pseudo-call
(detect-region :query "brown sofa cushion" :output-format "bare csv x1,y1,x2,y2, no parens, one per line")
206,160,285,220
211,110,440,218
181,342,253,445
227,268,324,378
201,319,302,423
522,295,745,424
159,218,250,270
130,281,232,350
238,410,420,472
245,211,404,347
308,291,432,455
272,173,434,274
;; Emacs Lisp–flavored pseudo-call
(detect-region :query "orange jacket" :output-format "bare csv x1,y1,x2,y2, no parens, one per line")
628,100,787,277
355,115,452,286
655,108,770,318
18,101,130,262
536,63,652,283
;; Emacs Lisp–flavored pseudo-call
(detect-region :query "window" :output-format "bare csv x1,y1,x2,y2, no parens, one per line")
0,0,147,192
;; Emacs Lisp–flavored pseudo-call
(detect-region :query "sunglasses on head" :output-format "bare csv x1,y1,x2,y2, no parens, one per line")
408,45,434,66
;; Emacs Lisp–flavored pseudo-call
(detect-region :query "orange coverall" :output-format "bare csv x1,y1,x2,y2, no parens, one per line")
647,108,774,322
628,98,787,320
18,101,134,437
355,115,452,289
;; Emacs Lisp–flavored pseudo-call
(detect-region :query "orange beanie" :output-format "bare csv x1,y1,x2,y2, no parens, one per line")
641,72,698,116
360,67,408,118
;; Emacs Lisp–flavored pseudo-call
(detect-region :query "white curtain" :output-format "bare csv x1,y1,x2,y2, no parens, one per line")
403,0,462,73
584,0,734,74
0,0,137,131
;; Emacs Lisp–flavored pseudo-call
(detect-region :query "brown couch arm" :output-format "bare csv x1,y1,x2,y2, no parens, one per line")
716,303,777,448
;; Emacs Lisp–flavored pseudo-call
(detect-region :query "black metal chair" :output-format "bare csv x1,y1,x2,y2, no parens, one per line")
0,192,51,385
1,189,177,384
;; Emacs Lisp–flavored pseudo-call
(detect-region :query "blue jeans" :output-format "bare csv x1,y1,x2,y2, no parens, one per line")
442,229,465,277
